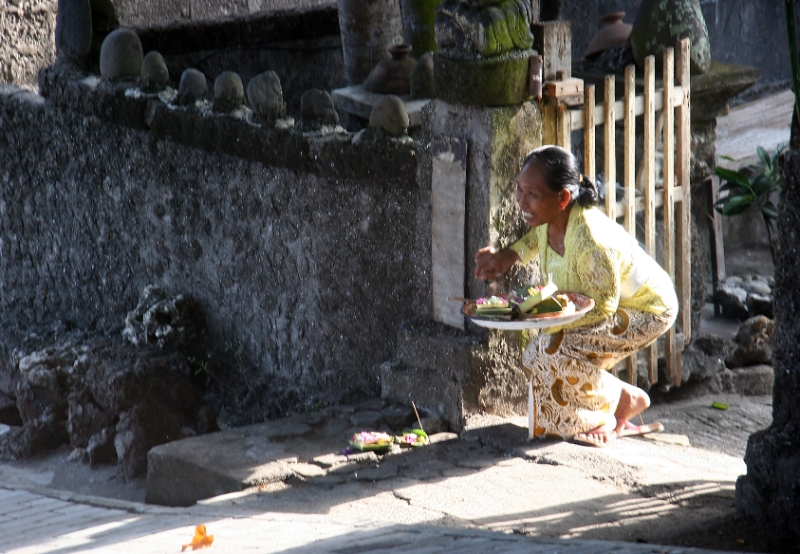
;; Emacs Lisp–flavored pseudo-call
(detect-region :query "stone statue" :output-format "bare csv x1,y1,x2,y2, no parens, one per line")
435,0,534,57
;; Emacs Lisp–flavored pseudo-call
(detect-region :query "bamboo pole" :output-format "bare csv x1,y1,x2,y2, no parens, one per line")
584,84,596,182
643,55,658,383
604,75,616,219
557,103,570,150
624,64,636,236
623,63,637,384
662,47,676,387
675,38,692,384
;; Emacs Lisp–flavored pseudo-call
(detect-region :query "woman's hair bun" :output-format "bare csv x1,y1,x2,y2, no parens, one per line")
522,146,599,207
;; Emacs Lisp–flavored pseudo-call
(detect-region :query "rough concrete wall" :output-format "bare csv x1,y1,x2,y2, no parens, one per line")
0,85,421,426
0,0,57,91
0,1,342,107
114,0,335,28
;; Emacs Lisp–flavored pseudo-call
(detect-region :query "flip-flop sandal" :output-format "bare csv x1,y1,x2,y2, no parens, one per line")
572,431,616,448
617,421,664,438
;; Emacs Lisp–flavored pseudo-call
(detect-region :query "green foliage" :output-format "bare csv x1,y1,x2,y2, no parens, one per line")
714,142,787,264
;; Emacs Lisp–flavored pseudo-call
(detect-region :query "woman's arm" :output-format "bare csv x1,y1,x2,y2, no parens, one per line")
474,247,520,280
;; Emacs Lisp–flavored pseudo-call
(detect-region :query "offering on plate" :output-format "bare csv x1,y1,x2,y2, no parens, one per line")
475,295,513,316
472,279,576,320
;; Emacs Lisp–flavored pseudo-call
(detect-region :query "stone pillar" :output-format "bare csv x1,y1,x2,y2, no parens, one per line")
735,145,800,546
686,64,760,336
381,99,544,430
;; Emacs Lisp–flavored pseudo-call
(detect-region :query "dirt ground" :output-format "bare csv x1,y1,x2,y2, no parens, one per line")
0,390,785,553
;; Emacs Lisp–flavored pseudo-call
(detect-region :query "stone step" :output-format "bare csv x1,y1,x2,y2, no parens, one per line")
380,360,471,432
394,318,484,378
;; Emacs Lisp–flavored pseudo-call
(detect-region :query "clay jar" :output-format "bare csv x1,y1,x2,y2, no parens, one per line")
584,12,632,59
363,44,417,95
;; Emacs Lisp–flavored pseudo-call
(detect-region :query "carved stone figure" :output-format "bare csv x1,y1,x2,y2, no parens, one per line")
435,0,533,57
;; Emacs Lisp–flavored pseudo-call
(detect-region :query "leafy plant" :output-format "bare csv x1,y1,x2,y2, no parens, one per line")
715,142,788,265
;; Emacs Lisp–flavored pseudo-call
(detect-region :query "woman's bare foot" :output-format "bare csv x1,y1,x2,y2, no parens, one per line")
613,382,651,436
573,417,617,447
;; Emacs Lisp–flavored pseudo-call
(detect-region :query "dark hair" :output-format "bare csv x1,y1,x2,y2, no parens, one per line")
521,145,599,207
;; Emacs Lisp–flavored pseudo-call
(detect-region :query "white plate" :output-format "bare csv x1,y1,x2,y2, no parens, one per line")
462,292,595,331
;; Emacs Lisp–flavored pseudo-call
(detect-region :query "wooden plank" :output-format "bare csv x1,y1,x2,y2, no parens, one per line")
584,84,596,182
643,55,657,381
567,86,686,131
676,38,692,362
708,175,726,317
597,182,685,218
545,77,584,99
556,102,570,150
431,136,468,329
625,354,637,385
662,47,675,387
604,75,616,219
543,102,557,145
624,64,636,236
532,21,572,81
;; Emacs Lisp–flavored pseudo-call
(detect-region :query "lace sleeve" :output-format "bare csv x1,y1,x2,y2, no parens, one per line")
560,247,621,331
508,228,540,265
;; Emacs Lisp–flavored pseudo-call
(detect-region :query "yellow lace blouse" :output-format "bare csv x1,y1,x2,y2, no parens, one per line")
509,205,678,332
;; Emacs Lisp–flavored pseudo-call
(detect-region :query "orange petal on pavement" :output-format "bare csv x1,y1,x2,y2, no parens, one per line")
181,524,214,551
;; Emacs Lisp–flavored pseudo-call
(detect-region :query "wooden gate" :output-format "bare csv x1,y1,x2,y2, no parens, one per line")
542,39,692,387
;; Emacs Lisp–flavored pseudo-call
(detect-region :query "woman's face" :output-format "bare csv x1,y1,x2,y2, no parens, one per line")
515,162,570,228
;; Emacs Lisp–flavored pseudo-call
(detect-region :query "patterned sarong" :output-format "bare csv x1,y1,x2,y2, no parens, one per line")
521,307,677,439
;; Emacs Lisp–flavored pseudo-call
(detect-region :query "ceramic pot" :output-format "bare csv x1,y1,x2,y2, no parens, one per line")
399,0,441,58
629,0,710,75
363,43,417,95
337,0,403,86
584,12,632,59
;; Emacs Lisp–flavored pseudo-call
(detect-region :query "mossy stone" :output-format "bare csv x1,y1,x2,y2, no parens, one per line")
369,95,409,137
433,48,533,106
630,0,711,75
99,28,143,80
300,88,339,130
247,71,285,121
177,68,208,104
141,51,169,91
213,71,244,113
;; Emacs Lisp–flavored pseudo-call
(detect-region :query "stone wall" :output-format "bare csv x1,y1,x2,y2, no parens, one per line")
0,83,424,426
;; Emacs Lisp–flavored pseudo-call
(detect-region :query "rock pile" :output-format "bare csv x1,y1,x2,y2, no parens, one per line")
0,288,215,480
715,274,773,320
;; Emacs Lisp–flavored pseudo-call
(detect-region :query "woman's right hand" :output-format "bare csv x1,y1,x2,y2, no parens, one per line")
474,247,520,280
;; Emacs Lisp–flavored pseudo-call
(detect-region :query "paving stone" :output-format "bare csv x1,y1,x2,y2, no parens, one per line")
731,364,774,396
291,462,327,479
402,459,453,480
345,451,379,464
350,461,400,481
146,425,297,506
312,453,348,468
642,433,692,447
428,432,459,445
